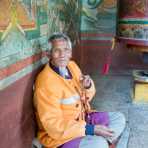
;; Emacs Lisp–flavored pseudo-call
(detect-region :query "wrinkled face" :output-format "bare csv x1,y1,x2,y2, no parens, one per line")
50,39,72,67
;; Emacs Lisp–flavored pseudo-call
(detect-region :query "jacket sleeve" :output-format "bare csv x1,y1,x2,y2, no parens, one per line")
34,87,86,140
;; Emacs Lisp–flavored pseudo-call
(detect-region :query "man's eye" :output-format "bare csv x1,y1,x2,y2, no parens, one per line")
53,49,60,52
65,48,71,52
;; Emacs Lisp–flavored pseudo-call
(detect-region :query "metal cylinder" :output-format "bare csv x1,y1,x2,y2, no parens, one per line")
117,0,148,45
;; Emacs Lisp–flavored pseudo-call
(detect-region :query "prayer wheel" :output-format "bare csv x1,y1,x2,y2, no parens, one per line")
117,0,148,52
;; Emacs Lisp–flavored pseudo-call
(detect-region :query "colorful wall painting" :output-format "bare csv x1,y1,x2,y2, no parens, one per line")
81,0,117,35
0,0,48,40
0,0,48,69
47,0,81,44
0,0,36,37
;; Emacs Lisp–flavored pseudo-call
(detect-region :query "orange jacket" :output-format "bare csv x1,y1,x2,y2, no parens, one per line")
33,61,96,148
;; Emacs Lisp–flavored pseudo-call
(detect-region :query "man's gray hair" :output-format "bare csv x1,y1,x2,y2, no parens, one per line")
48,32,72,50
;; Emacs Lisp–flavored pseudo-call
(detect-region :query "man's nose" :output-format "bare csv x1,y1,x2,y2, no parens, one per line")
59,50,66,56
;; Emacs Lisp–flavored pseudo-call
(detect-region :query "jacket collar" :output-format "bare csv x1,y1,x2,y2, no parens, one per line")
49,61,72,79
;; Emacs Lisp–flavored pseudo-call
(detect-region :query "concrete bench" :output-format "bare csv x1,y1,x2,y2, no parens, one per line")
32,138,43,148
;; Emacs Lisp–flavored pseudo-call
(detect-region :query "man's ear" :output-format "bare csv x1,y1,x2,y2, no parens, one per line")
46,50,51,59
69,52,72,59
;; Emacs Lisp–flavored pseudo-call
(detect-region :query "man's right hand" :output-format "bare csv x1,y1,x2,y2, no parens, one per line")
94,124,115,138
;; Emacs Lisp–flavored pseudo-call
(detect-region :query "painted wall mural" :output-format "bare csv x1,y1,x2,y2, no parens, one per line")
0,0,37,39
118,0,148,40
47,0,81,44
0,0,48,90
81,0,117,34
0,0,48,41
0,0,48,72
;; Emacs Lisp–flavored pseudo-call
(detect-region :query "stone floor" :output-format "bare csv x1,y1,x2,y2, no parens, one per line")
91,73,148,148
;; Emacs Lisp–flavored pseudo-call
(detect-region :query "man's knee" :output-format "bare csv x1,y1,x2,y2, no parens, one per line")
109,112,126,125
108,112,126,143
79,136,109,148
95,136,109,148
116,112,126,127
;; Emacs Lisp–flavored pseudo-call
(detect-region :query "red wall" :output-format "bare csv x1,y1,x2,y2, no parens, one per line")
0,67,43,148
73,39,148,74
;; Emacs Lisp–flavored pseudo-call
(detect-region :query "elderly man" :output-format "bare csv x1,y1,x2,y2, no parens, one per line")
33,33,126,148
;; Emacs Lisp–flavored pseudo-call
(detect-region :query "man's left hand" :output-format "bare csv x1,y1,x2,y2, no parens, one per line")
80,75,92,89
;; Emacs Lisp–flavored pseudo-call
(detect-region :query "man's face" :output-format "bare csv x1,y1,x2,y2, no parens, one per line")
50,39,72,67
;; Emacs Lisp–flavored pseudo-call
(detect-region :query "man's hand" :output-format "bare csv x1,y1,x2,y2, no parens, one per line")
94,124,115,138
80,75,92,89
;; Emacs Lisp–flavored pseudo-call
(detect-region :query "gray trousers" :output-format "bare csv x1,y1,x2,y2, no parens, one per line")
79,112,126,148
32,112,126,148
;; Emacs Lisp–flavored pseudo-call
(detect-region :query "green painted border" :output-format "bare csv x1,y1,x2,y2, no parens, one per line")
25,6,48,40
119,19,148,25
0,57,48,90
